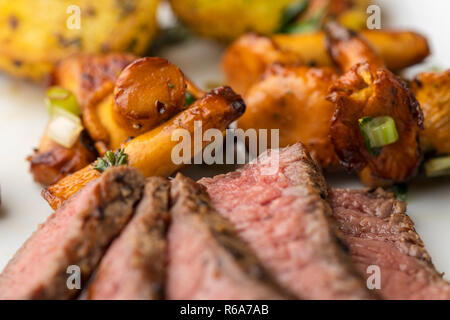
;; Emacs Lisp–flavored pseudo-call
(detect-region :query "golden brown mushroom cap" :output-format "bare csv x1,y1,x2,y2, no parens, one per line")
113,57,187,133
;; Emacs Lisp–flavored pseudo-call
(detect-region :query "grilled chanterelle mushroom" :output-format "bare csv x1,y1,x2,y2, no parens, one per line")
325,22,423,186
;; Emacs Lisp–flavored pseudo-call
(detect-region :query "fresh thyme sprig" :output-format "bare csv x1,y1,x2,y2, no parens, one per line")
93,149,128,173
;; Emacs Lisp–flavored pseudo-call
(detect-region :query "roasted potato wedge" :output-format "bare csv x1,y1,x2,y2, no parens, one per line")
43,86,246,209
0,0,158,81
223,30,430,95
169,0,296,41
326,23,423,184
239,64,340,169
410,70,450,155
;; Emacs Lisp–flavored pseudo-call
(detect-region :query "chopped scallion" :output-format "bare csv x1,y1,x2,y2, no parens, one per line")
424,156,450,177
47,108,83,148
45,86,81,116
359,116,399,154
185,91,195,106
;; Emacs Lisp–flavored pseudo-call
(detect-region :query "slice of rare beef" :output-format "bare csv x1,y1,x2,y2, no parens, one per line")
329,188,450,300
167,173,292,300
86,177,170,300
0,166,145,300
199,143,373,299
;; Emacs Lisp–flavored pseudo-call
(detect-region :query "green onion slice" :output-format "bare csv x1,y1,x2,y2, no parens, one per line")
359,116,399,153
185,91,195,106
424,156,450,177
45,86,81,116
47,107,83,148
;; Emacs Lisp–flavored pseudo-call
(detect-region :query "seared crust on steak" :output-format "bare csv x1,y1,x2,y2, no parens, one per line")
167,173,292,300
200,143,374,299
329,188,450,300
86,177,170,300
0,167,145,300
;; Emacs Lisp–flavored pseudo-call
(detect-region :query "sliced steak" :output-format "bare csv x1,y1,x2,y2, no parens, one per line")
86,177,170,300
329,188,450,300
0,166,145,300
199,143,373,299
167,173,291,300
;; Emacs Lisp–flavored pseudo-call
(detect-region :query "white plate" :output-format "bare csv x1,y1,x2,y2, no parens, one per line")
0,1,449,281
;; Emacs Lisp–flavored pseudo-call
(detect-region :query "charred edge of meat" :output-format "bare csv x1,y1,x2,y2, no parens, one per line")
84,176,170,300
140,177,171,299
151,179,172,236
0,167,144,300
77,168,146,291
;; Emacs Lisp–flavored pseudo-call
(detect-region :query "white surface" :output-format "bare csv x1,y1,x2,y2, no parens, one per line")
0,1,449,282
376,0,450,76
